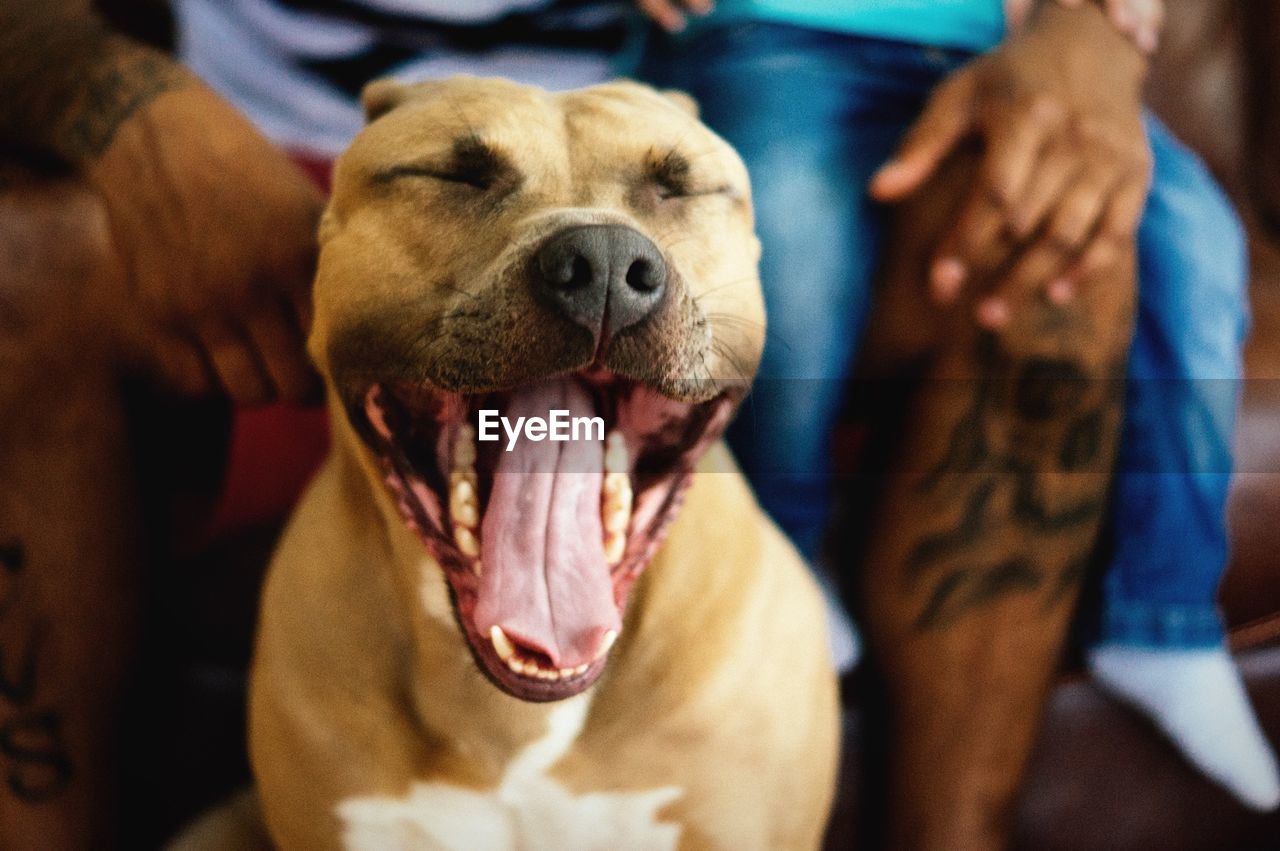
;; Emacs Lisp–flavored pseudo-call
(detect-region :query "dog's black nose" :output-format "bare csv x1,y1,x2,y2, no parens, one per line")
533,224,668,344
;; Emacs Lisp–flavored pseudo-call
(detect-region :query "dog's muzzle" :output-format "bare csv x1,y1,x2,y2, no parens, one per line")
531,224,669,352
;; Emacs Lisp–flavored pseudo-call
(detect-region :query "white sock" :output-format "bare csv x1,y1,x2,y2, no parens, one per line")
1088,644,1280,810
814,570,861,674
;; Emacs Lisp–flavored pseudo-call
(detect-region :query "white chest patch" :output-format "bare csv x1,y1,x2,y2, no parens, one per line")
336,696,683,851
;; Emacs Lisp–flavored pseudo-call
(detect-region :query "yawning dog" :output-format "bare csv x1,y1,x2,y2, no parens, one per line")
246,76,838,850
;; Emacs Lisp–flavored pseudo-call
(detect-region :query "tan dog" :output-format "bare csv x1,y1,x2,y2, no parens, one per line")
247,76,838,850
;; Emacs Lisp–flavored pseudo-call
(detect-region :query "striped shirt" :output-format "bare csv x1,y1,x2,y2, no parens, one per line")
175,0,634,156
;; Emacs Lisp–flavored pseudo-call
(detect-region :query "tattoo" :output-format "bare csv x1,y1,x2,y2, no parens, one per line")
908,478,999,578
58,47,187,160
917,386,992,494
915,558,1044,630
0,541,72,801
1043,556,1089,610
0,543,21,621
0,623,40,707
917,336,1000,494
0,8,187,165
1012,357,1088,422
0,711,72,801
1059,409,1105,471
1008,457,1106,531
907,335,1119,632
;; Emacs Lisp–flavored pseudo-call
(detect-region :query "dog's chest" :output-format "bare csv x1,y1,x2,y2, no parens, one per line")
335,698,683,851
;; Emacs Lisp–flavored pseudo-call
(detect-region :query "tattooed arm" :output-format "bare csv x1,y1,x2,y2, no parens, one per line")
860,4,1148,849
0,0,189,167
0,3,321,846
0,0,322,404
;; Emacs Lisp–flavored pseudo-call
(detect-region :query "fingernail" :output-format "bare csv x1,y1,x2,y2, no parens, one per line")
976,298,1010,328
1137,27,1158,53
932,258,966,301
1048,278,1075,304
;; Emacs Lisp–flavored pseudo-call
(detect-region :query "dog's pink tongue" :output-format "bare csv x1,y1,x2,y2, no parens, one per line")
475,379,619,669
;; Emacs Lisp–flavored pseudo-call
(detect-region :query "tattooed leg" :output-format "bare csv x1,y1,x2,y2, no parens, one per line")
0,177,138,849
862,164,1137,850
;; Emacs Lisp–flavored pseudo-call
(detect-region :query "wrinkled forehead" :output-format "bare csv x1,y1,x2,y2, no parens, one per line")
340,79,746,191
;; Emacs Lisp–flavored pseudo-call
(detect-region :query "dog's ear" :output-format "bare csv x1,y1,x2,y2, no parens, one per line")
362,78,455,123
361,78,409,123
661,89,699,119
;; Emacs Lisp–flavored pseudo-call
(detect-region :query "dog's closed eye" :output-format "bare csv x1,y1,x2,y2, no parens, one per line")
648,148,735,201
656,184,733,201
374,134,520,194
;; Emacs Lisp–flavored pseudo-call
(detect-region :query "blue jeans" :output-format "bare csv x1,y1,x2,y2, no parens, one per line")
641,22,1249,649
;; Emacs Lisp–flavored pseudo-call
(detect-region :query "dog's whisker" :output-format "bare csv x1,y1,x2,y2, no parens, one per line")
705,313,766,334
707,339,755,385
692,276,758,304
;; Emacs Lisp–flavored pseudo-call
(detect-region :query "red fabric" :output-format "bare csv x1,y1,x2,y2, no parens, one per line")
292,152,335,195
199,153,335,544
201,405,330,543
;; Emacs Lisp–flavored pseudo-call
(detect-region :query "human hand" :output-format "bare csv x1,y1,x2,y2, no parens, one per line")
870,2,1151,329
636,0,714,33
88,80,324,404
1005,0,1164,53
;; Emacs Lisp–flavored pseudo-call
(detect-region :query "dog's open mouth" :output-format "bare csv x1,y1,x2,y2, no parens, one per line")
352,369,735,701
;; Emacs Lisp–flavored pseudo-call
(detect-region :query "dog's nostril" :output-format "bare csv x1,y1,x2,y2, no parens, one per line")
625,258,661,292
568,255,593,288
539,248,594,290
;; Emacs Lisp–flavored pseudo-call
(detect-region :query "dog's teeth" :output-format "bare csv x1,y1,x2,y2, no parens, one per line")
595,630,617,661
453,423,476,469
559,667,576,678
454,525,479,557
604,431,628,474
490,626,515,662
601,472,632,550
450,477,479,528
471,560,482,578
450,469,478,493
603,505,630,535
574,663,589,676
603,531,626,565
603,471,631,500
505,657,523,675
